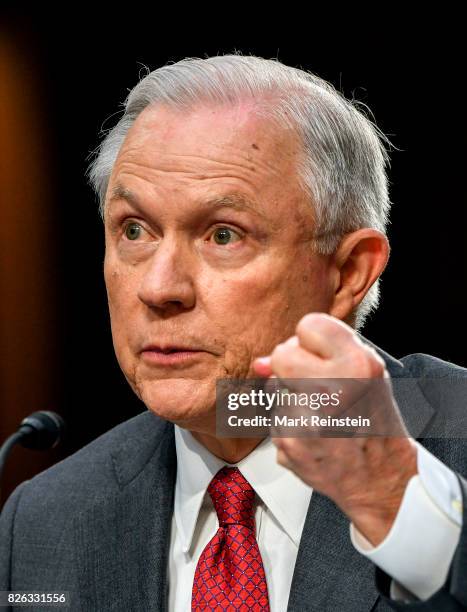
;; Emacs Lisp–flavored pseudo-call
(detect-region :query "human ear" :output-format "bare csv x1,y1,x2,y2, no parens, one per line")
328,229,390,322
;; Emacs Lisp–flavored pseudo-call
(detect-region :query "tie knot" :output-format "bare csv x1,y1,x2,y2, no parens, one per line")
207,467,256,529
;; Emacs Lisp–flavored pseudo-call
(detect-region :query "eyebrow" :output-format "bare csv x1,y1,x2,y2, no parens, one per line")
108,183,269,220
108,184,141,209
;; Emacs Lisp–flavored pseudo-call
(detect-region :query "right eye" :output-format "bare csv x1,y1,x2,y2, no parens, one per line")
124,221,144,241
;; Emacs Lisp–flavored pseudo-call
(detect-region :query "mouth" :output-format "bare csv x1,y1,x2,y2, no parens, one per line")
140,345,207,367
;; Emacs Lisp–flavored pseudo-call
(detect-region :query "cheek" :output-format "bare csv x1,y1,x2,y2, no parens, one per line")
200,269,283,328
104,260,139,357
104,253,139,310
198,262,305,354
203,253,331,348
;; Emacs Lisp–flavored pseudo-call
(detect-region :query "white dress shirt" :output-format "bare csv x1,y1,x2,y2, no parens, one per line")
351,443,463,602
169,425,463,611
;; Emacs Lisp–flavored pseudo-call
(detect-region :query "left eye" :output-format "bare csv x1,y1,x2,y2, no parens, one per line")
211,227,242,245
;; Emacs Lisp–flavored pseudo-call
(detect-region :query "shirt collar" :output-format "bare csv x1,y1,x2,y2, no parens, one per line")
174,424,313,554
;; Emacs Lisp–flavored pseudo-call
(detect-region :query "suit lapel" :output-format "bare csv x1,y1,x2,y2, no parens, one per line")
361,336,435,438
287,336,436,611
286,492,380,611
73,417,176,612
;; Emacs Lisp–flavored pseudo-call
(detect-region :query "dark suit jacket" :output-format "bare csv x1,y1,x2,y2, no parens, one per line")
1,341,467,611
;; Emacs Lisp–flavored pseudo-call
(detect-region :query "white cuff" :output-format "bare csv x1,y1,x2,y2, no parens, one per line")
350,441,462,601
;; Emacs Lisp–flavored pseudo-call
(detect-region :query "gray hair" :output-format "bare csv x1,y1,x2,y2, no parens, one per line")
87,54,393,331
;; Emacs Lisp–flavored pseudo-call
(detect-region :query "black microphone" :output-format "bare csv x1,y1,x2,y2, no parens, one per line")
0,411,66,490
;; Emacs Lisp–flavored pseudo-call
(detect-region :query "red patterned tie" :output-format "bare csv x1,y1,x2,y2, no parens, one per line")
192,466,270,611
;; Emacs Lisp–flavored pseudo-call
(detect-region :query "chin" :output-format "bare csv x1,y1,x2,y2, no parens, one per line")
138,377,216,426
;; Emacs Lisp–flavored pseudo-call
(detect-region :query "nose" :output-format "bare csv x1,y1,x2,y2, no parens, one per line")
137,236,196,313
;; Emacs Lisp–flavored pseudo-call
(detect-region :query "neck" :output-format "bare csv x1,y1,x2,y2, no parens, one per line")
190,431,266,463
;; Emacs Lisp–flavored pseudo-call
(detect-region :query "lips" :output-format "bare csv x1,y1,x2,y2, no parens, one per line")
141,345,201,353
140,344,207,367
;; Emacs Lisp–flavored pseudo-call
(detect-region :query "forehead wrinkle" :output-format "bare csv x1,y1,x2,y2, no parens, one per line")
110,158,266,196
107,182,274,225
203,194,270,221
117,141,294,182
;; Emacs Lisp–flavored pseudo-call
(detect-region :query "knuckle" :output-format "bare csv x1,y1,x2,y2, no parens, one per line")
367,348,386,375
272,342,289,357
348,346,385,378
348,348,371,376
270,344,296,374
296,312,328,335
363,347,386,377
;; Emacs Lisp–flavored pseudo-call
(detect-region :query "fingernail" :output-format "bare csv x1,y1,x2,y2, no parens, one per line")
255,356,272,365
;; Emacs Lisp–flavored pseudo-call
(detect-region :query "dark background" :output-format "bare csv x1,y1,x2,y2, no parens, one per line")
1,11,465,503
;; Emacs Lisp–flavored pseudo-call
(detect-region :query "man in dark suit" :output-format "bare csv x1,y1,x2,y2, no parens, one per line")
1,55,466,611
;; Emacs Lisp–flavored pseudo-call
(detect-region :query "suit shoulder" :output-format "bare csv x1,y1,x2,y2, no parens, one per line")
400,352,467,378
9,411,167,509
